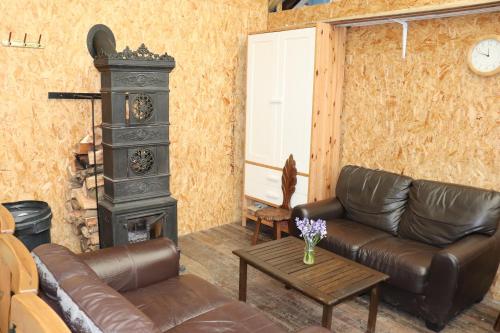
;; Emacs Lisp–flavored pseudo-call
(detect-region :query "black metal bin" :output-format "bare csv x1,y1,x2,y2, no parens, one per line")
3,200,52,251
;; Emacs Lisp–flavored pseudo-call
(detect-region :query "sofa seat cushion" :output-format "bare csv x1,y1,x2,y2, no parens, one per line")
357,237,439,294
319,219,392,260
336,165,413,235
165,301,285,333
123,274,233,332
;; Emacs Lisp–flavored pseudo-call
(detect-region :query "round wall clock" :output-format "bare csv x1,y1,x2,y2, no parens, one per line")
467,35,500,77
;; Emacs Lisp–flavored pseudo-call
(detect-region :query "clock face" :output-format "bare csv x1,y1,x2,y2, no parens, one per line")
469,36,500,76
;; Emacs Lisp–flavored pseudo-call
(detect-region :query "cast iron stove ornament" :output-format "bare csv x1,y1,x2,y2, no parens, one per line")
87,24,177,247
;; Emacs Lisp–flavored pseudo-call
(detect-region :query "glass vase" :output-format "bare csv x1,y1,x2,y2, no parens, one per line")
303,243,315,265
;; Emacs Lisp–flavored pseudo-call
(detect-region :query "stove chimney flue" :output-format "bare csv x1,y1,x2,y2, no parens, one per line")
86,24,116,59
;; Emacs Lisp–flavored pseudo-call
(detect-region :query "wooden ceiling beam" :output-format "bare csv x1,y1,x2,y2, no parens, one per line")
324,1,500,27
268,0,500,29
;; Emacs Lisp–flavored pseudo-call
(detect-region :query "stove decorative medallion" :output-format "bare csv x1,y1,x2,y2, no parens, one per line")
87,24,177,247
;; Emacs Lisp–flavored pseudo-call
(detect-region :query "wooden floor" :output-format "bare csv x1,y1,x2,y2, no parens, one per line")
179,223,499,333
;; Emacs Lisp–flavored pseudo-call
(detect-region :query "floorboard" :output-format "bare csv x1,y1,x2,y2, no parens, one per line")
179,223,499,333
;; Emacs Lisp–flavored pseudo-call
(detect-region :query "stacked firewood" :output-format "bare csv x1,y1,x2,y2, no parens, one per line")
65,126,103,252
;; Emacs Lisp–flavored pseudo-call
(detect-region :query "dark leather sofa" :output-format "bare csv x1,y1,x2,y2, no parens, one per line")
290,165,500,331
32,237,328,333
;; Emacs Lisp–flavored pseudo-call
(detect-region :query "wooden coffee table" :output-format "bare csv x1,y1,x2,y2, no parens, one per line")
233,237,389,332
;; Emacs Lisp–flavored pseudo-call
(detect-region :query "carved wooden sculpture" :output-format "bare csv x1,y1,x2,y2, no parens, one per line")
252,155,297,245
281,155,297,210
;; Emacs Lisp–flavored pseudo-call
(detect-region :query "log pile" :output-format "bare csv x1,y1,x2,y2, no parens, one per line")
65,127,103,252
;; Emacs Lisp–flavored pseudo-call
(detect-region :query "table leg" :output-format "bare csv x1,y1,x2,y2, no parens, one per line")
274,220,282,240
252,218,261,245
239,258,247,302
322,304,333,330
367,284,380,333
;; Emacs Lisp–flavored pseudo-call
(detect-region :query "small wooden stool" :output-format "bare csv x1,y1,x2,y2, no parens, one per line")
252,155,297,245
494,311,500,331
253,208,291,244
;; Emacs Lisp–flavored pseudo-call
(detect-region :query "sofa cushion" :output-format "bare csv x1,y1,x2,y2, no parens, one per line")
319,219,392,260
399,180,500,247
357,237,439,294
79,237,179,292
336,165,413,235
165,301,285,333
33,243,159,333
123,274,233,332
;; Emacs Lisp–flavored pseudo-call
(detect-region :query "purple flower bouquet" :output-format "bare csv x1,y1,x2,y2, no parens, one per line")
295,217,327,265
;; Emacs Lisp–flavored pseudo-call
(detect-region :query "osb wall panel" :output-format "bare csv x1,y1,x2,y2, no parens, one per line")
0,0,267,252
268,0,495,29
341,13,500,299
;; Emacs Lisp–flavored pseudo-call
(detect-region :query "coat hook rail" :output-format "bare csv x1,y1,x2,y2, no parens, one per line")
2,32,45,49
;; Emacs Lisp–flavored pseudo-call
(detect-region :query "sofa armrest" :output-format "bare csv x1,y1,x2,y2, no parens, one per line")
79,237,179,292
425,225,500,326
289,198,344,237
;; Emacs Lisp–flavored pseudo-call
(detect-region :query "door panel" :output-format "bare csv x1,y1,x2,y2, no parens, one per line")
245,33,281,165
278,28,316,174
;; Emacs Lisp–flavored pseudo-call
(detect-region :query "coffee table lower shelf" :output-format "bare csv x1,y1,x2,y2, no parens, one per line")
233,237,389,332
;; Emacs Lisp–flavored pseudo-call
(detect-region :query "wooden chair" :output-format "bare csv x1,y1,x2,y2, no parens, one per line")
0,204,15,235
0,205,70,333
252,154,297,245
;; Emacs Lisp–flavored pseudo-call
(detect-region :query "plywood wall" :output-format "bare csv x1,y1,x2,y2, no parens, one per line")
341,14,499,193
0,0,267,252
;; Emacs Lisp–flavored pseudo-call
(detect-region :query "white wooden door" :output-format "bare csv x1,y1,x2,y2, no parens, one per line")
244,28,315,207
277,28,316,174
245,32,281,166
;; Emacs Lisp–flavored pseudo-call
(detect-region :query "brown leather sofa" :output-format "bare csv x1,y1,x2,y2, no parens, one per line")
290,165,500,332
32,237,329,333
